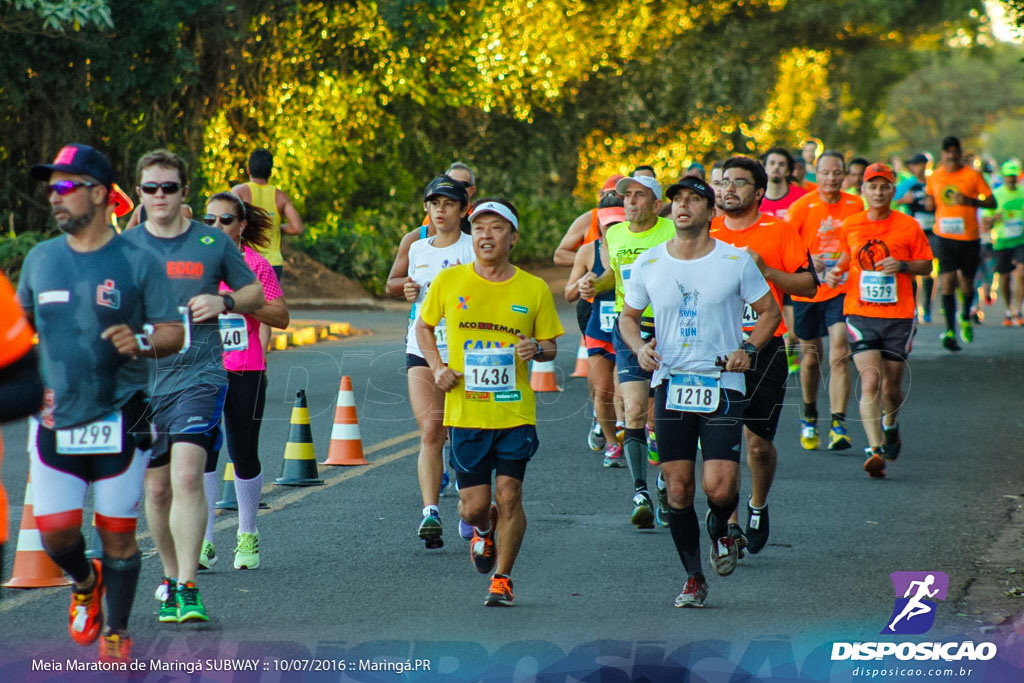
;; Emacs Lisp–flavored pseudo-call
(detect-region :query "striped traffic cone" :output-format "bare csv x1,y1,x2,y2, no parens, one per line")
274,390,324,486
529,359,562,392
570,339,589,378
217,463,269,510
3,474,71,588
322,376,368,466
215,463,239,510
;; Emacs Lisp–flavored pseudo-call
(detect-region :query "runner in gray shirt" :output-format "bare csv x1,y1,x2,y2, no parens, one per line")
19,143,184,664
122,149,264,624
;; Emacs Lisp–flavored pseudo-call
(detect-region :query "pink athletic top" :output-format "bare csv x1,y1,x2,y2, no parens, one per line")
220,246,283,372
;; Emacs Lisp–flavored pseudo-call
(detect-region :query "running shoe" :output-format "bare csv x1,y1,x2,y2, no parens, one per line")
940,330,961,352
198,540,217,571
799,419,819,450
1003,314,1014,328
587,419,605,452
630,490,655,529
156,578,178,623
786,345,800,375
709,535,738,576
828,419,852,450
745,501,770,554
176,582,209,622
959,317,974,344
234,531,261,569
646,427,660,465
602,443,624,468
484,575,514,607
418,513,444,550
1014,315,1024,328
863,447,887,478
917,308,932,325
69,558,104,645
674,574,708,608
656,486,670,528
458,519,475,541
439,469,451,498
470,504,498,574
98,629,132,664
728,523,747,559
883,425,902,461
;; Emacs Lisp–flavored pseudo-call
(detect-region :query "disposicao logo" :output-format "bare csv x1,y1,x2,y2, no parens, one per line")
830,570,997,663
882,571,947,635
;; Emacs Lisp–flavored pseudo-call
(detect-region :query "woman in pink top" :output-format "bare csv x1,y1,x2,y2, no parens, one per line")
200,191,289,571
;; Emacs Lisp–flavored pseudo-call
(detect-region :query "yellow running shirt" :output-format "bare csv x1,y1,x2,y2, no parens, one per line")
419,263,564,429
248,182,283,266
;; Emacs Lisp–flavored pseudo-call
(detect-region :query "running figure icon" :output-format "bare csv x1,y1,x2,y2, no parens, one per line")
882,571,949,635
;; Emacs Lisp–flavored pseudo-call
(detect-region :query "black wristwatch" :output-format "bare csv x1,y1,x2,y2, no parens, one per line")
221,294,235,311
740,341,758,362
533,339,544,360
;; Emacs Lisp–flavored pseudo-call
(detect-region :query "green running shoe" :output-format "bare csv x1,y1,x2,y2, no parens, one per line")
156,578,178,623
176,582,208,622
959,317,973,344
234,531,261,569
198,540,216,571
417,514,444,550
940,330,961,352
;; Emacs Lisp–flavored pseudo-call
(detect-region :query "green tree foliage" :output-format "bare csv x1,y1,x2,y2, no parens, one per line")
0,0,994,290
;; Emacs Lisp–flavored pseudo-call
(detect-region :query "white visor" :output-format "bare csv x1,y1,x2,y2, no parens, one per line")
470,201,519,231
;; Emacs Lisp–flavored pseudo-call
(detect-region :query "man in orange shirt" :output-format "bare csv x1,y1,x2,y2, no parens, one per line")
787,152,865,452
924,136,996,350
710,156,816,555
0,272,45,581
825,164,933,479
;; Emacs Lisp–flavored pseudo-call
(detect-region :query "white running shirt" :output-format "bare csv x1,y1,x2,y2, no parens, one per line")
624,240,771,393
406,232,475,361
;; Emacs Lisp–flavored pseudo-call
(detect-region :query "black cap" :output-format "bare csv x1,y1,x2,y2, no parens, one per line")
941,136,961,151
423,175,469,204
665,177,716,205
906,153,929,166
31,144,114,189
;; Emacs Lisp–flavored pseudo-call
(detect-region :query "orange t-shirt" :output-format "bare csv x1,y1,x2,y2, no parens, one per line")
788,190,865,302
0,273,33,369
711,213,809,337
838,210,933,319
926,165,992,241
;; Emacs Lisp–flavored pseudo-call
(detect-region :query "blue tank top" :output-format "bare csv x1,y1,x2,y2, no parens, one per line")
585,238,616,342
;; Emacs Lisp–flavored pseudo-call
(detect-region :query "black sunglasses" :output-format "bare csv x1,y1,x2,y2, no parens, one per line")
139,181,183,195
47,180,98,196
203,213,239,226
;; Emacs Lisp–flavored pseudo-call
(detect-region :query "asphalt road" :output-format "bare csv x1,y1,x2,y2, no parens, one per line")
1,302,1023,681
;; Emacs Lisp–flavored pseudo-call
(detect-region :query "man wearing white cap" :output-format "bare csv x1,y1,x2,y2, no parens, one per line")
416,198,564,607
579,174,674,529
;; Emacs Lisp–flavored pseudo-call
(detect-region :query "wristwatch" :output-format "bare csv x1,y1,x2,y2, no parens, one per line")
898,260,908,273
740,341,758,363
533,339,544,359
221,294,235,311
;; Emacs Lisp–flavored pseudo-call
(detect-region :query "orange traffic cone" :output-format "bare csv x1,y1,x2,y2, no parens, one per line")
530,359,563,392
570,339,589,378
3,474,71,588
322,376,369,466
274,390,324,486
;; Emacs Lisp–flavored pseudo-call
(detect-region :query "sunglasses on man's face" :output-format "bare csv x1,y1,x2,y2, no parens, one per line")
47,180,98,196
139,181,183,195
202,213,238,226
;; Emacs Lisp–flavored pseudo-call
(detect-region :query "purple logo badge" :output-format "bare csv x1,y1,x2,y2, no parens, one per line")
881,571,949,635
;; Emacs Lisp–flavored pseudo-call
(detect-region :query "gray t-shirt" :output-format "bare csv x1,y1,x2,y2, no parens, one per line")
121,220,256,396
17,235,180,429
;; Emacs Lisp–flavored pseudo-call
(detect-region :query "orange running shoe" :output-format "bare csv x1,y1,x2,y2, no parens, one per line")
98,629,132,664
69,558,104,645
470,504,498,574
484,574,514,606
863,447,887,479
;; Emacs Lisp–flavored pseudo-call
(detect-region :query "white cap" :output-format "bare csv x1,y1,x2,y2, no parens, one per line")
615,175,662,200
470,201,519,231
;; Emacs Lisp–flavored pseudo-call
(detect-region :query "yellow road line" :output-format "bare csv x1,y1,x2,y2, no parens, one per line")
0,430,421,614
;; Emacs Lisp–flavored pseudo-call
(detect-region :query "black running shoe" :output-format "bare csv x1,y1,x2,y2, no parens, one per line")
745,502,770,554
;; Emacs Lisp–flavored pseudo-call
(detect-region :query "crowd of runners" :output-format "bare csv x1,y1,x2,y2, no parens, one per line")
0,131,1020,664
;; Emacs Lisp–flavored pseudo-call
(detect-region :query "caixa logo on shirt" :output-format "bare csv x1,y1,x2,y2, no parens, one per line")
95,279,120,310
